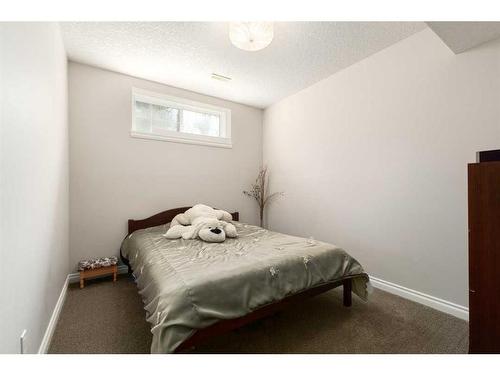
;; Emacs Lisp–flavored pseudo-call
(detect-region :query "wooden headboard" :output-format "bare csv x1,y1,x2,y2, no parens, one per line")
127,207,239,235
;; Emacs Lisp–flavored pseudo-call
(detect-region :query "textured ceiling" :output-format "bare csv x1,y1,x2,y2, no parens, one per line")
426,22,500,54
61,22,426,108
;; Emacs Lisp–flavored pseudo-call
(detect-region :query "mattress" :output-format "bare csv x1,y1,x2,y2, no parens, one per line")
120,221,370,353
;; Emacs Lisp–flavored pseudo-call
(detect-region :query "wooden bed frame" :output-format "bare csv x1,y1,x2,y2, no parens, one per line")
120,207,358,353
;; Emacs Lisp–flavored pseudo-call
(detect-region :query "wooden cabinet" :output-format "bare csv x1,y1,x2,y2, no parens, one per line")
468,160,500,353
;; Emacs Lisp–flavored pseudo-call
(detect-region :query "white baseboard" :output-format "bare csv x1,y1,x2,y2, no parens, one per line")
370,276,469,321
38,275,69,354
38,265,130,354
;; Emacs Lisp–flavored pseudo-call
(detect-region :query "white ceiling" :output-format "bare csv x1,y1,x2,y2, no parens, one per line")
426,22,500,54
61,22,427,108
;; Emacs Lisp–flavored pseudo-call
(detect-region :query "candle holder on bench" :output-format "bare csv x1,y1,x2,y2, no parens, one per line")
78,256,118,288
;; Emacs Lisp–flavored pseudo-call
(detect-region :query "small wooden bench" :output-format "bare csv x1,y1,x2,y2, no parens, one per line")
78,256,118,288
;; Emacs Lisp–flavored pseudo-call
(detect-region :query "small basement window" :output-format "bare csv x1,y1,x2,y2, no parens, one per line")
131,88,232,148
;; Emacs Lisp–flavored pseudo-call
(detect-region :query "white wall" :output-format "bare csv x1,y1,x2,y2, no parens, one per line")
69,63,262,268
0,23,69,353
263,28,500,307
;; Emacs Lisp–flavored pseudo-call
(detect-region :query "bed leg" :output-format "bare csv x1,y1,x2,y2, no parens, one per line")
343,279,352,307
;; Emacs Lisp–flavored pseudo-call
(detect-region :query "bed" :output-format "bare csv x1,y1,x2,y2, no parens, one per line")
120,207,370,353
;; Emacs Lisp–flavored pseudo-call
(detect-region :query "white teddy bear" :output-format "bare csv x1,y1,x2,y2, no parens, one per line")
164,204,237,243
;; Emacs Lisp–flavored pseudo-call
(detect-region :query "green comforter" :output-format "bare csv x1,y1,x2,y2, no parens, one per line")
120,222,369,353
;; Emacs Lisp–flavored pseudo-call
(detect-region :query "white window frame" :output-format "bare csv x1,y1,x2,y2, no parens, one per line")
131,88,232,148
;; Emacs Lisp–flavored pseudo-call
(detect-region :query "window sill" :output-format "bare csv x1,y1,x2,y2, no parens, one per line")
130,131,232,149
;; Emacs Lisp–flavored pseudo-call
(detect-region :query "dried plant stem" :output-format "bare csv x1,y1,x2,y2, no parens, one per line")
243,166,284,228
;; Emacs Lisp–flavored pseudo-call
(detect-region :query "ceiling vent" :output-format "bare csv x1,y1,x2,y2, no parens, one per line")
211,73,232,82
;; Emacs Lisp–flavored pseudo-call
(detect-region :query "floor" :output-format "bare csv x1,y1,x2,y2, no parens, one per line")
49,275,468,354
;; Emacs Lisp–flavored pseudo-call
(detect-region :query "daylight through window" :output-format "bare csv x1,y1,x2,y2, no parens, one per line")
131,89,231,148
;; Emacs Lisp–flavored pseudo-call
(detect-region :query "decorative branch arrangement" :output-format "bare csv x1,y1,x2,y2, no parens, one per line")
243,166,284,228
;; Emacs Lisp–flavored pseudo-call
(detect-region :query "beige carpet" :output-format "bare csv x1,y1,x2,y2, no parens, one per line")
49,275,468,354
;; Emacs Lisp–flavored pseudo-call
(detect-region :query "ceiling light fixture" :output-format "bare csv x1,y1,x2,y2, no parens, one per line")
229,22,274,52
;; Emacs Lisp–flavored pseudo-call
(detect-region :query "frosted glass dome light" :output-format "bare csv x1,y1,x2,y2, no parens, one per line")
229,22,274,52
